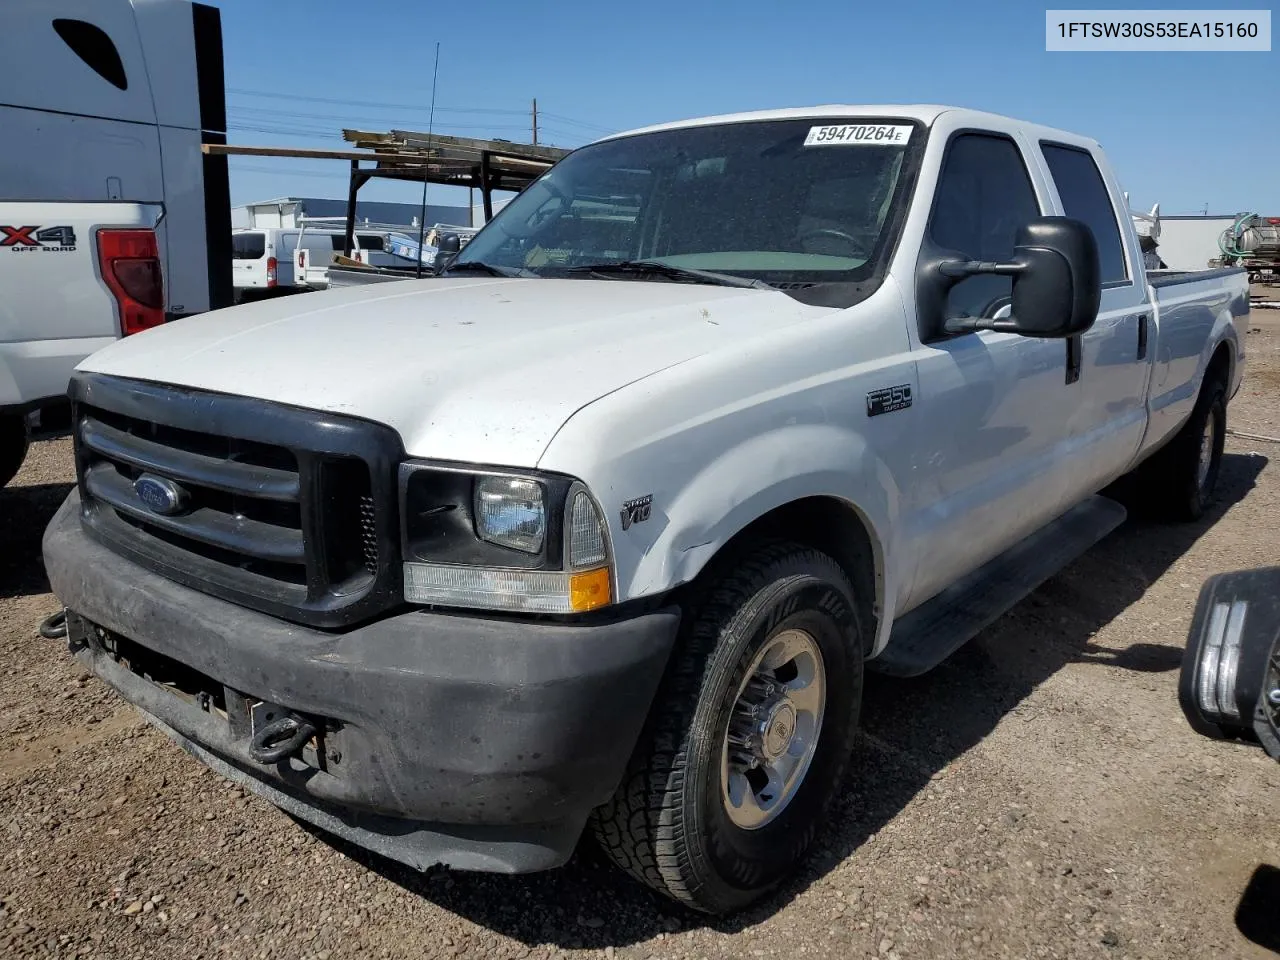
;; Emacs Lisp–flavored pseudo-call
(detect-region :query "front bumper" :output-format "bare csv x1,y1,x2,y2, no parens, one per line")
43,492,680,873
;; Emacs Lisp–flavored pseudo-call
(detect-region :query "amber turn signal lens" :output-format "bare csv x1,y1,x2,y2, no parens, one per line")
569,567,611,612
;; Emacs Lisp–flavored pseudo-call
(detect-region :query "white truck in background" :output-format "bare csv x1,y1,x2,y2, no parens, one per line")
0,0,230,487
45,105,1248,914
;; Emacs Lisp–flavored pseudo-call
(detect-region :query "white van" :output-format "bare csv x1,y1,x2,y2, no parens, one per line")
233,227,389,298
0,0,229,486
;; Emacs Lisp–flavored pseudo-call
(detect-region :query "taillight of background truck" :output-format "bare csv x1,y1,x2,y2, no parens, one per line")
267,256,278,288
97,229,164,336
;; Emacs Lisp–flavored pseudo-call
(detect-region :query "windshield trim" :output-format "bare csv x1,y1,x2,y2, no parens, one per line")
455,116,930,309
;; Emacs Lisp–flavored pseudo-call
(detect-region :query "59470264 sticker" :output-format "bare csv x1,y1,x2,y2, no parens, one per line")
804,124,913,147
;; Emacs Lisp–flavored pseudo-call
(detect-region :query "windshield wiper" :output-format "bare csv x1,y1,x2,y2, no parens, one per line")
443,261,536,279
562,260,773,289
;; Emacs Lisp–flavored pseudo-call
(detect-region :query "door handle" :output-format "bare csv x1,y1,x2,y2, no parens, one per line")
1136,313,1148,360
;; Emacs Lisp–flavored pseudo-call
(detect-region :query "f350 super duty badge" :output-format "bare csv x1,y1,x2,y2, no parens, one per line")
1,225,77,252
620,494,653,530
866,384,912,417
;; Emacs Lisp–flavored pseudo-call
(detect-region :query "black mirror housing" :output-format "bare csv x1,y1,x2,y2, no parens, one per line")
431,235,462,276
1008,218,1100,337
939,216,1101,339
432,253,457,276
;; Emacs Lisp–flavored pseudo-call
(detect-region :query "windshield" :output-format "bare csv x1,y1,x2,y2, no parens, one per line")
453,118,923,298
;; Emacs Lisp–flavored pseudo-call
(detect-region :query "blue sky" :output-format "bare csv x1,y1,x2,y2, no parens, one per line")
213,0,1277,215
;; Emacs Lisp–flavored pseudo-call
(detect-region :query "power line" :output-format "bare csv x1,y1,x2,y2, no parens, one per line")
228,108,535,133
227,86,525,116
532,125,593,145
538,110,616,134
227,122,343,139
226,86,614,137
228,164,348,179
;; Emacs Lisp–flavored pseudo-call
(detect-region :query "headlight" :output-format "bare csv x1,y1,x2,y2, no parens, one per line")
400,464,612,614
474,476,545,553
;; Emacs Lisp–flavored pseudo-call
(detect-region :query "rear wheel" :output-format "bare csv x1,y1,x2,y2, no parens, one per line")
0,415,29,489
1140,376,1227,522
591,541,865,914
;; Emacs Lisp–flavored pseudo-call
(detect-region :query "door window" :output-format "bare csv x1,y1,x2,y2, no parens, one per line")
232,233,265,260
928,134,1041,322
52,19,127,90
1041,143,1128,284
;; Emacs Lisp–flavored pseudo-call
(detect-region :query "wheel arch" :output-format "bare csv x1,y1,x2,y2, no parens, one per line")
1201,301,1241,398
699,495,884,654
1206,336,1233,390
614,428,905,656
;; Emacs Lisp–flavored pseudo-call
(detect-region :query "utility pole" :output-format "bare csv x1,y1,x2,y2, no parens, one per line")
532,98,538,145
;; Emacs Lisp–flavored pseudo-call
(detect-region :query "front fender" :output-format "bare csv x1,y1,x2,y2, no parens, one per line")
624,423,904,657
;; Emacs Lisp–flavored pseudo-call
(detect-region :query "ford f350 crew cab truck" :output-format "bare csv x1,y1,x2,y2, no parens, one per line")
43,106,1249,914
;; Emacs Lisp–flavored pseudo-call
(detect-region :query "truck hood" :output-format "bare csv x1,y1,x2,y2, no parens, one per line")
80,277,832,465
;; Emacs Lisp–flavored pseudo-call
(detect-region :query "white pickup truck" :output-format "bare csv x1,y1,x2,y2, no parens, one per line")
44,105,1249,914
0,0,229,486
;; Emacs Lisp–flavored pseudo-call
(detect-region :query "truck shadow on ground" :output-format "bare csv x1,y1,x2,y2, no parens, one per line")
290,451,1270,946
1234,864,1280,953
0,481,74,600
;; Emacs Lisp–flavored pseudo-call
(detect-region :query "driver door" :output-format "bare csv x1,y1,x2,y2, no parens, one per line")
898,125,1079,612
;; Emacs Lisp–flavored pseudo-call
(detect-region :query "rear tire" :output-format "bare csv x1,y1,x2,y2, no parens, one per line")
591,541,865,914
1138,375,1227,522
0,415,29,489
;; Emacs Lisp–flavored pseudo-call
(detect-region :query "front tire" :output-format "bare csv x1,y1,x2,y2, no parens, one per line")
591,541,865,914
0,415,29,489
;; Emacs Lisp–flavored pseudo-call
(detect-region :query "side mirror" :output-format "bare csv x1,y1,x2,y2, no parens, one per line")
940,217,1100,338
1178,567,1280,761
432,234,462,275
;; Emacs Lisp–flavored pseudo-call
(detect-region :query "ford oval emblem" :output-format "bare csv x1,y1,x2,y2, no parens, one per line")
133,474,188,516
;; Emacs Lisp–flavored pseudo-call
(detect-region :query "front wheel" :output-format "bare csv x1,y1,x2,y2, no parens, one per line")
0,415,29,489
591,541,865,914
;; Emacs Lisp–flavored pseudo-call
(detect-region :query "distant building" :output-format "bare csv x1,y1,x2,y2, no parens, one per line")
232,197,473,231
1156,215,1239,272
472,196,514,224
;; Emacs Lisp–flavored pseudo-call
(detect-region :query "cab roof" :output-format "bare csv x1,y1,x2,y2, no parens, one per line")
600,105,1096,151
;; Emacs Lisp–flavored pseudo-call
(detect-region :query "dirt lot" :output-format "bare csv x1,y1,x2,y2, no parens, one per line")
3,308,1280,960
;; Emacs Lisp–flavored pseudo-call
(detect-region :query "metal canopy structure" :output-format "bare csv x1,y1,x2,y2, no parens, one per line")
203,131,570,254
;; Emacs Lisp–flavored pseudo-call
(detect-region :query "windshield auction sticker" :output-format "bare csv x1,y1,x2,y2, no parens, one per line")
804,124,913,146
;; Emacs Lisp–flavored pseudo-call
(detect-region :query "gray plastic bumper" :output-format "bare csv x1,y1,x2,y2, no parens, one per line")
43,492,680,873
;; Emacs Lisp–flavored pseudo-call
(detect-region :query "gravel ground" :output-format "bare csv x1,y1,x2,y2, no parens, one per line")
2,307,1280,960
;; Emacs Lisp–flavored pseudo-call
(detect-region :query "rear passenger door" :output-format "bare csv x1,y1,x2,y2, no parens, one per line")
1035,141,1151,503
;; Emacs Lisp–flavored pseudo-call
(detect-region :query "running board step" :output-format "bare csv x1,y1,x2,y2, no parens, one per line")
871,495,1128,678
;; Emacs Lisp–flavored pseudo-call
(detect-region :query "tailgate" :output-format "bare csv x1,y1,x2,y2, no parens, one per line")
0,201,164,343
0,201,163,407
297,247,331,289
